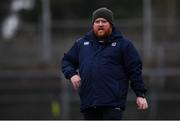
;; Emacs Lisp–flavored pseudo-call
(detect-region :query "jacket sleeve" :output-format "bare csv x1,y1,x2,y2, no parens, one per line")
61,41,79,80
122,41,147,97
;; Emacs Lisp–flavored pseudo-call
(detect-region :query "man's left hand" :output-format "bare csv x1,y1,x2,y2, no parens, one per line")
136,97,148,110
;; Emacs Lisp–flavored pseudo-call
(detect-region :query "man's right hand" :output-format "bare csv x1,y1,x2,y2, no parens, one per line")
70,75,81,90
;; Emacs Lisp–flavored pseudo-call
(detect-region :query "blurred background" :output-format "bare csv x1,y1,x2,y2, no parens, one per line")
0,0,180,119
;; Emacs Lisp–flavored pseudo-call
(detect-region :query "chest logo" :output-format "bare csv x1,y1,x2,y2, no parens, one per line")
111,42,117,46
84,42,89,45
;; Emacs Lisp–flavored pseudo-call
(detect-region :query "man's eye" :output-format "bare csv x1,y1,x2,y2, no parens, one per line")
102,20,107,23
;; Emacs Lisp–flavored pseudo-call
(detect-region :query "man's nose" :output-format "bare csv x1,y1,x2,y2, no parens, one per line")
99,21,103,26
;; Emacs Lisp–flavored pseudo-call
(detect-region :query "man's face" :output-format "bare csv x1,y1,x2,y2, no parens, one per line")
93,18,112,38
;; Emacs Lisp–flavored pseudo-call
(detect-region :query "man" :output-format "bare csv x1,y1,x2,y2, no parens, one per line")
61,7,148,120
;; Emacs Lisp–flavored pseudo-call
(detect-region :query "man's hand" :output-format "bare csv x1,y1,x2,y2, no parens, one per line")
136,97,148,110
70,75,81,90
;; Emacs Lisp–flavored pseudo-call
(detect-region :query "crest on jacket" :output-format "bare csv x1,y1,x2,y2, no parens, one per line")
84,41,90,45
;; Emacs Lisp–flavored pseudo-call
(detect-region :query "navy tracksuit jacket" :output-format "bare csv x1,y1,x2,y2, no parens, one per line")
61,27,147,111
